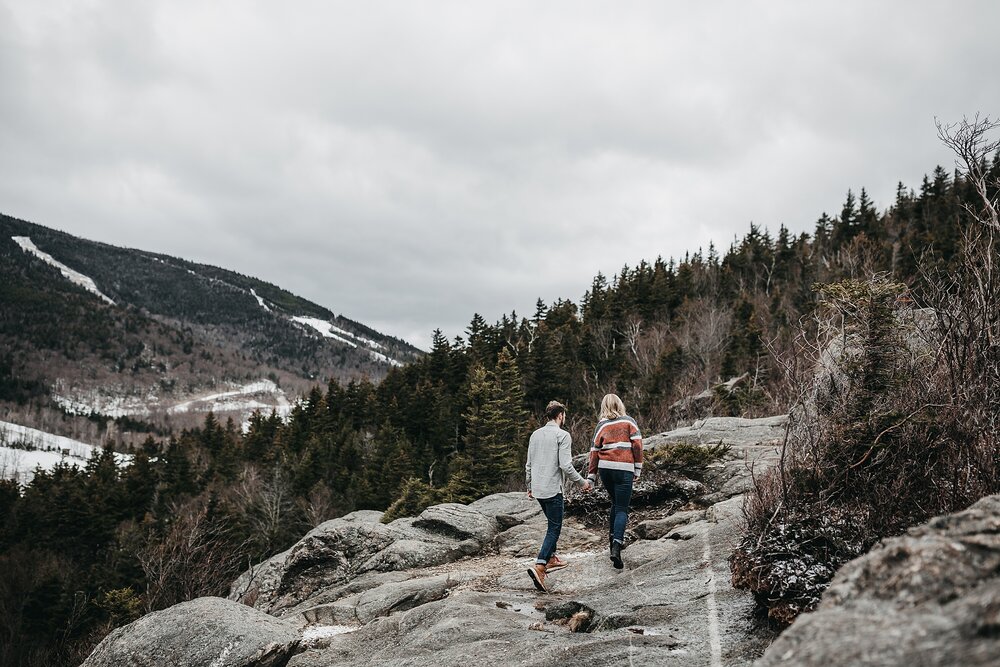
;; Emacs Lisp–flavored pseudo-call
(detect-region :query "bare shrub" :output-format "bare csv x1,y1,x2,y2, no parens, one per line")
925,115,1000,487
644,442,731,475
231,465,299,555
731,276,959,623
732,117,1000,625
301,481,339,527
132,496,248,612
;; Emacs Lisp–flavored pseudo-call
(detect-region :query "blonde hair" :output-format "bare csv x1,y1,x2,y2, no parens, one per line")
599,394,626,421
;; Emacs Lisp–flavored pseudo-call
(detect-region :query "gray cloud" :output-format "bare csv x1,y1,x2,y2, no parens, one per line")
2,0,999,348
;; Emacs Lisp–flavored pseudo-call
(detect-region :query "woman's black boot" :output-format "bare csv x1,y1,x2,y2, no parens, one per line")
610,540,623,569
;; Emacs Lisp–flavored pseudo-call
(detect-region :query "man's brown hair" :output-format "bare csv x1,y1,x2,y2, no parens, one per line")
544,401,566,421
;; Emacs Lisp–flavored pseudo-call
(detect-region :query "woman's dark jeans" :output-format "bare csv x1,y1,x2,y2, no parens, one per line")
599,469,634,544
535,493,564,565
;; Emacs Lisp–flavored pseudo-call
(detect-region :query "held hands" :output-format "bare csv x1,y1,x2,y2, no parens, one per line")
528,482,591,498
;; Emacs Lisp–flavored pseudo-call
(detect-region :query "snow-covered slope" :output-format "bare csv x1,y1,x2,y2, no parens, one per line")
53,379,294,422
250,288,272,312
292,316,359,348
0,421,131,485
167,379,293,417
13,235,115,305
292,316,402,367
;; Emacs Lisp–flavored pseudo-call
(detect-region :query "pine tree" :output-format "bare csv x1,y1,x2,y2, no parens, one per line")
200,412,225,457
343,380,374,431
363,427,416,508
443,454,478,504
465,313,493,367
244,410,280,463
161,437,197,498
0,479,18,530
460,349,529,496
122,450,157,517
857,187,880,239
721,298,763,379
428,329,451,385
381,478,440,523
532,298,549,323
833,189,859,246
813,213,833,256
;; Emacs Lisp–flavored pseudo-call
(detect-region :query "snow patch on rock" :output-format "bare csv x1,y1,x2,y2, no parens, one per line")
54,380,293,424
302,625,355,643
53,387,155,418
368,350,403,368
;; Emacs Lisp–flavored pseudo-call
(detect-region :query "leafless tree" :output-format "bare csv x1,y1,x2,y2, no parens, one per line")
233,465,295,553
734,117,1000,624
936,114,1000,229
830,236,885,279
588,320,616,360
615,314,644,366
134,497,247,612
672,299,732,389
302,481,337,527
925,115,1000,483
616,320,673,402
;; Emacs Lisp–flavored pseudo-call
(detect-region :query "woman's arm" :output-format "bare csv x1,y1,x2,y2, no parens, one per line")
587,421,602,482
630,419,643,480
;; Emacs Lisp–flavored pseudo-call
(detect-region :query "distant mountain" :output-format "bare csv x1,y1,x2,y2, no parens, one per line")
0,213,422,442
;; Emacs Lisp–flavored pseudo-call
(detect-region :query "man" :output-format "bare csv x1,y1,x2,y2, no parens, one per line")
525,400,593,592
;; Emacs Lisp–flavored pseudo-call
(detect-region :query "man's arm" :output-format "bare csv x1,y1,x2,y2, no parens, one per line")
558,432,587,486
525,437,533,496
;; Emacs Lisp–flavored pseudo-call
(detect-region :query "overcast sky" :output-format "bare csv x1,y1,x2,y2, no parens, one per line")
2,1,999,349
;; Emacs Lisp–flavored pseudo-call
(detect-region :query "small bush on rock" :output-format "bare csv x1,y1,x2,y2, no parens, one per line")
381,478,442,523
731,501,869,624
94,587,143,626
645,442,731,476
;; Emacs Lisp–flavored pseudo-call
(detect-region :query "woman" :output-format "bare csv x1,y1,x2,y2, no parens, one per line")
587,393,643,569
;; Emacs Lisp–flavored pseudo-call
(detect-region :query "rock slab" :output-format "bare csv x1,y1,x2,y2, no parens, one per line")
89,417,793,667
412,503,500,543
646,415,788,448
635,509,706,539
758,494,1000,667
230,509,481,615
81,597,300,667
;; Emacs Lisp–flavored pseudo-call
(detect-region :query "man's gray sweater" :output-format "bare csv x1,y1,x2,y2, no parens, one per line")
525,422,586,499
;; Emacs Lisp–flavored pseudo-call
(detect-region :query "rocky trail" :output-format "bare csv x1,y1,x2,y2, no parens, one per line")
84,416,790,667
80,412,1000,667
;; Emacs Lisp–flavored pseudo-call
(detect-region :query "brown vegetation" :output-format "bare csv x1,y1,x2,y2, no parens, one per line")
731,116,1000,625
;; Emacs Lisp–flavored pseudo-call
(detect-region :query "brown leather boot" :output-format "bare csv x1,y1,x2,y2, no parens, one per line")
527,563,548,592
546,555,568,572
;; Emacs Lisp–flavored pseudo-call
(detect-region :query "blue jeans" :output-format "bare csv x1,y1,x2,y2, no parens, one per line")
535,493,564,565
599,468,634,544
